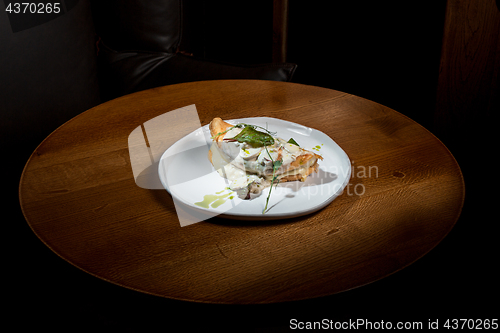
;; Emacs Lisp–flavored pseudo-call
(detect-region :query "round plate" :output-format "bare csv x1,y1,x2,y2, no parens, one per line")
158,117,351,221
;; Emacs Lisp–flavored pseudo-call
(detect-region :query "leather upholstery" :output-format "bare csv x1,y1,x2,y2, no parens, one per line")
97,41,297,101
90,0,182,53
1,0,100,151
91,0,297,101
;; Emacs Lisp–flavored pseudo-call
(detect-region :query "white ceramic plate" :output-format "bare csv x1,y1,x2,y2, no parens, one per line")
158,117,351,220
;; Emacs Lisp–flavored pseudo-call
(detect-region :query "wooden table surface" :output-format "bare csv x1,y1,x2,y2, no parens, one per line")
19,80,464,304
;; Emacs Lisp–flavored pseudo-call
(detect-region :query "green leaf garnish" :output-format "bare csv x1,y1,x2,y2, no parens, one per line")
232,126,274,147
211,123,276,143
287,138,300,146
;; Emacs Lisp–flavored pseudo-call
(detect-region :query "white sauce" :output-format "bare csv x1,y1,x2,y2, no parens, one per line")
212,129,312,199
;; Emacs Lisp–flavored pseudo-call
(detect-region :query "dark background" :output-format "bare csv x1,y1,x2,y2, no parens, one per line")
3,1,497,331
190,1,446,131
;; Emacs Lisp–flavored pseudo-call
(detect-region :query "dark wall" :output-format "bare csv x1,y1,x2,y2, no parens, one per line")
1,0,100,168
288,1,447,131
184,1,447,131
2,1,101,329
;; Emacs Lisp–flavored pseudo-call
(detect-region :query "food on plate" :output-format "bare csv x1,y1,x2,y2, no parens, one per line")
208,117,323,212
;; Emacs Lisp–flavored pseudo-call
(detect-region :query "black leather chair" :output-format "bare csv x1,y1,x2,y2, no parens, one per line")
90,0,297,101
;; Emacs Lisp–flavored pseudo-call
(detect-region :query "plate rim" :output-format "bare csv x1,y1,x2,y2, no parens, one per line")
158,116,351,220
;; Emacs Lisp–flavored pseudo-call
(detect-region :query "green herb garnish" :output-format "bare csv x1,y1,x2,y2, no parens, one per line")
262,146,282,214
232,126,274,147
211,123,276,143
211,122,283,213
287,138,300,146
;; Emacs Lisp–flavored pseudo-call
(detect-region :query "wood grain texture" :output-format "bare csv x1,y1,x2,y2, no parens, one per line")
434,0,500,139
19,80,464,303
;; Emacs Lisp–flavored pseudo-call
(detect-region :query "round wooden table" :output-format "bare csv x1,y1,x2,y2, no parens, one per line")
19,80,464,304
